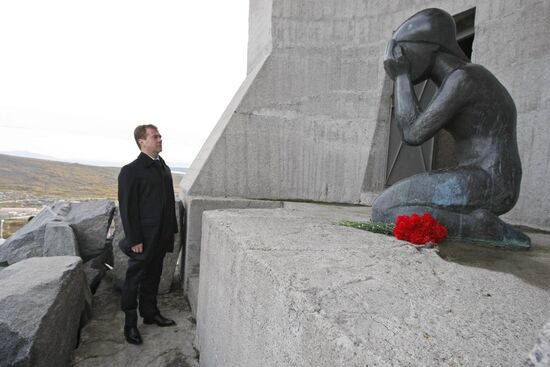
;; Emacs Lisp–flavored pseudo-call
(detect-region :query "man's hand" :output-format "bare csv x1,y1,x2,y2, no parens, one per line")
384,39,410,80
131,243,143,253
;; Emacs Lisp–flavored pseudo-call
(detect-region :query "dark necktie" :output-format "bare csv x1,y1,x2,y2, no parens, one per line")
154,160,166,207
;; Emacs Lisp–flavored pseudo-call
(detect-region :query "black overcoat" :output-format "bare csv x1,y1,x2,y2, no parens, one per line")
118,152,178,260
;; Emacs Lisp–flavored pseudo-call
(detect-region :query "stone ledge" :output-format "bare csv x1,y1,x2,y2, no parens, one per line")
197,207,550,367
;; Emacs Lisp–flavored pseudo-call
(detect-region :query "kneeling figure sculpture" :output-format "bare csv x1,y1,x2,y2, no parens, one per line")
372,8,530,249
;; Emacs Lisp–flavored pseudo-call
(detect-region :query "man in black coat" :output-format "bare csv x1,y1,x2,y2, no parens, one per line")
118,124,178,345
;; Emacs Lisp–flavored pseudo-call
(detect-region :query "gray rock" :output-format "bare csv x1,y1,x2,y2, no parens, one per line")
530,320,550,366
44,221,80,257
82,261,103,295
112,202,183,294
0,204,62,264
64,200,116,261
82,239,114,294
158,200,184,294
0,200,115,265
111,208,127,291
0,256,92,367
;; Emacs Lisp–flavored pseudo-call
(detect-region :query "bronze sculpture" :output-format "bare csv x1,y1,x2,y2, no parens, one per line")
372,8,530,249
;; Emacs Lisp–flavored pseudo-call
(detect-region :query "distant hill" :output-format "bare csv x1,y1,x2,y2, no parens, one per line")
0,151,190,170
0,154,183,202
0,150,60,161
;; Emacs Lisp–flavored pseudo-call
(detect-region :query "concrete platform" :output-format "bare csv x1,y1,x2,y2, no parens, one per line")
196,205,550,367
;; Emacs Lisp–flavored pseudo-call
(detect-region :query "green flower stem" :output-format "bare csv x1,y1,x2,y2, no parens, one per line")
339,220,395,236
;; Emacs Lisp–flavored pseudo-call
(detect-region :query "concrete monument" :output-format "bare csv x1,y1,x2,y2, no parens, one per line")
372,8,530,249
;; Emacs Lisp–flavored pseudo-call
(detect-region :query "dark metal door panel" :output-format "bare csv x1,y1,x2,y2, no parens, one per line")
385,80,437,186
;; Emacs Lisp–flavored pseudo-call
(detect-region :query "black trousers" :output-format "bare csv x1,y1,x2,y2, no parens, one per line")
121,249,166,326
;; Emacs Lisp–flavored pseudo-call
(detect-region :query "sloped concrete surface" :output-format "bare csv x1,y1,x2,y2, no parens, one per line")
71,274,198,367
197,206,550,367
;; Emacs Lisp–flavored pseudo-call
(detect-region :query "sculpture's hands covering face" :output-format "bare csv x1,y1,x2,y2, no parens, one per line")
384,40,410,80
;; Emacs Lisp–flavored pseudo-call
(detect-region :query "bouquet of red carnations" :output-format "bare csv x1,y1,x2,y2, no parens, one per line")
393,213,448,245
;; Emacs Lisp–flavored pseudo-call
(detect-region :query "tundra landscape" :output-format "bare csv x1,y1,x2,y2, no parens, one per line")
0,153,184,238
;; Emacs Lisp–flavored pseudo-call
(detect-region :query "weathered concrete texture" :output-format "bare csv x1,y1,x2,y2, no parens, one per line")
247,0,273,73
0,200,115,265
197,207,550,367
181,196,282,313
529,319,550,366
0,256,92,367
181,0,381,204
187,275,200,320
181,0,550,231
71,275,198,367
490,0,550,231
112,202,183,294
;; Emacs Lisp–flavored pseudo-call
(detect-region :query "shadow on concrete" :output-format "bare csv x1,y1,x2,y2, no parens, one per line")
438,231,550,291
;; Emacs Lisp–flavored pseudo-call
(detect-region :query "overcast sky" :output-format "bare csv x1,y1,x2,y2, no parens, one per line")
0,1,249,167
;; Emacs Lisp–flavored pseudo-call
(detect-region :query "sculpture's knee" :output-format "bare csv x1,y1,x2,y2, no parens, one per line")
372,190,393,223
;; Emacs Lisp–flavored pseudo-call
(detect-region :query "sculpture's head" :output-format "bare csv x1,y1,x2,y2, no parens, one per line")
392,8,469,83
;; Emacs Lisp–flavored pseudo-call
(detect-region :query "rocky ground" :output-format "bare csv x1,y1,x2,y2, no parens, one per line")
71,274,199,367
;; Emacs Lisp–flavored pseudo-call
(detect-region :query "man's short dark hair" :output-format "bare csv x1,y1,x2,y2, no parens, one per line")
134,124,158,149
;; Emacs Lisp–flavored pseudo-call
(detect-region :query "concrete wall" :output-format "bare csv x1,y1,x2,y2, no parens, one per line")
180,0,550,231
181,196,282,314
182,0,379,204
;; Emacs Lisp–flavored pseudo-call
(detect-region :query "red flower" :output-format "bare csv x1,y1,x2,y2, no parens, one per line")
393,213,448,245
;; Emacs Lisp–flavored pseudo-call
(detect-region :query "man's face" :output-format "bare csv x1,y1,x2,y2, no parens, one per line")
139,128,162,156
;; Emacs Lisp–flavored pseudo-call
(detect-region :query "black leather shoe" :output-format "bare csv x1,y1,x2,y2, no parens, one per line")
143,314,176,327
124,326,142,345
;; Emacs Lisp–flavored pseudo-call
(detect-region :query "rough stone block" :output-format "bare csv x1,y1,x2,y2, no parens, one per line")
0,203,62,265
0,200,115,265
197,207,550,367
64,200,116,261
43,221,80,257
83,261,103,295
0,256,92,367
